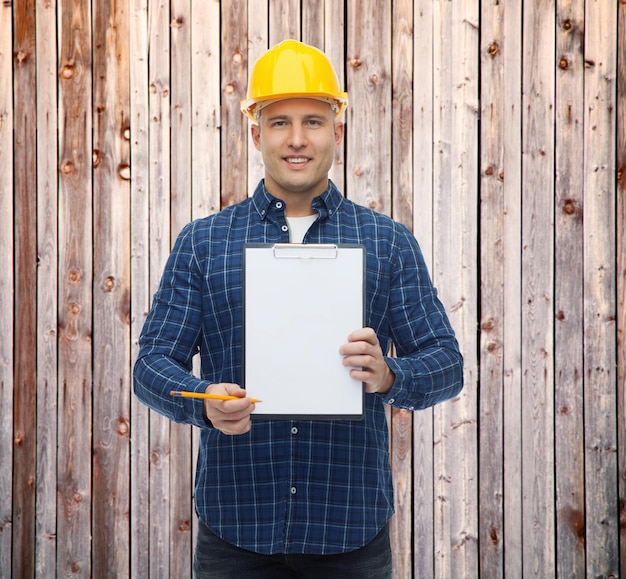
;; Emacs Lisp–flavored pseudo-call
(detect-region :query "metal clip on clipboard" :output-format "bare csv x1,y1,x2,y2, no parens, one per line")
272,244,339,259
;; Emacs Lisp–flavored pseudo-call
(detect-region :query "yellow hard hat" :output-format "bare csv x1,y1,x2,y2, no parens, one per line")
240,39,348,122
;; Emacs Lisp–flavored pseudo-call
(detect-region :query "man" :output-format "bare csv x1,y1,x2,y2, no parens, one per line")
134,39,463,579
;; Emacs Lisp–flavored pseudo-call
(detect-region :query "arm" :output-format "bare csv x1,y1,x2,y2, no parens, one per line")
341,226,463,411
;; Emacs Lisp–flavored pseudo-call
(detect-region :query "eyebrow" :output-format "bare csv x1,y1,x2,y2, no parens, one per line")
265,113,328,123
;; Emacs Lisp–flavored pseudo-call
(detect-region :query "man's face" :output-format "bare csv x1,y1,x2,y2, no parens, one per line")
251,98,344,210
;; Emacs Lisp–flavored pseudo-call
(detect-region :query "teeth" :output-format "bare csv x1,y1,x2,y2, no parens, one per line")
286,157,307,164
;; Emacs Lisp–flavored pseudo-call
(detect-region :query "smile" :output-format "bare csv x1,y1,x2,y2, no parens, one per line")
285,157,309,164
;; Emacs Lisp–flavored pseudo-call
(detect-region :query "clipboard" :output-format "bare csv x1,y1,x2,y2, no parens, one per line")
243,243,365,420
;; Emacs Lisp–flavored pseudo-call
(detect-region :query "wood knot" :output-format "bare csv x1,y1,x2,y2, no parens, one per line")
61,63,75,79
349,57,362,69
563,199,576,215
92,149,103,168
224,83,235,95
488,42,499,58
481,318,495,331
170,16,184,29
484,166,494,176
16,50,31,64
118,164,131,180
489,527,499,545
559,57,569,70
117,418,129,436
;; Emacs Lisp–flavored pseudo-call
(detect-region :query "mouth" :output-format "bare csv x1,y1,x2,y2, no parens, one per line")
284,156,310,166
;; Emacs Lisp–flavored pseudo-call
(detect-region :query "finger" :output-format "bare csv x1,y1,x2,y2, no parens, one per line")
347,327,378,345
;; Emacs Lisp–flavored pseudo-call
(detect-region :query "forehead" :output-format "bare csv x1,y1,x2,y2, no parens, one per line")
260,98,333,118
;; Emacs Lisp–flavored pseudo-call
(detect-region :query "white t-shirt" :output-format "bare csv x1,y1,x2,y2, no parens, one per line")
286,214,318,243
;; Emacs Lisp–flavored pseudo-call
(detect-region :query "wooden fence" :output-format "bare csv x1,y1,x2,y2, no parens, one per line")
1,1,624,577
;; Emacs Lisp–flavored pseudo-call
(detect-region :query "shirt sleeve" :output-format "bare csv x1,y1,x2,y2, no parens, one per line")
133,222,211,429
379,225,464,410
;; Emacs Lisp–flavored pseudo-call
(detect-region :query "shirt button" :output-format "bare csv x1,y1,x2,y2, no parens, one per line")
291,427,298,435
290,487,297,495
388,398,395,404
276,201,283,209
281,225,289,232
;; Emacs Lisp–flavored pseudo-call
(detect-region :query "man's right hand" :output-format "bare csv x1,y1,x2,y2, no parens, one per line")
203,383,255,435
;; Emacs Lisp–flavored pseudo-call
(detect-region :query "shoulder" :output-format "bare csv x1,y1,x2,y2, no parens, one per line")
340,197,417,242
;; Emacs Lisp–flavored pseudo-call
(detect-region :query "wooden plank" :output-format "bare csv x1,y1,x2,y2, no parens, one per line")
323,0,346,192
411,2,434,576
554,1,585,577
431,0,479,577
500,3,523,577
269,0,299,44
521,1,556,575
170,0,194,573
91,0,131,576
129,0,151,575
244,2,268,192
34,0,59,575
57,0,93,576
147,0,172,576
346,0,392,212
191,0,221,216
389,2,413,577
617,3,626,576
12,1,38,576
221,0,248,207
190,1,221,550
0,2,13,575
582,1,619,574
302,0,324,48
478,0,505,575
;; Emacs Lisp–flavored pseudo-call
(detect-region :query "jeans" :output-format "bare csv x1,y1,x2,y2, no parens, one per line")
193,519,392,579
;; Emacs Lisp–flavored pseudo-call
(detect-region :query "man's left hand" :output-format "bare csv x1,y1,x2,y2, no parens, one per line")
339,327,395,395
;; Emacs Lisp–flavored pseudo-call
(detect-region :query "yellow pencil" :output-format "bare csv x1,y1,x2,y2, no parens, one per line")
170,390,262,403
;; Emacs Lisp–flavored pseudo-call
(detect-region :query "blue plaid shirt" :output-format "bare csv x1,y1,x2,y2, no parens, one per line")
133,180,463,555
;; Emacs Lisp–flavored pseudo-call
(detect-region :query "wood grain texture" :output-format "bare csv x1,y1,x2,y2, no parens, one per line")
0,2,14,576
129,0,151,576
92,0,132,576
2,3,624,578
147,0,172,576
501,4,523,577
12,1,37,577
34,0,59,575
521,2,556,575
582,1,619,574
346,0,392,214
617,4,626,577
479,0,505,575
57,0,94,576
554,1,586,576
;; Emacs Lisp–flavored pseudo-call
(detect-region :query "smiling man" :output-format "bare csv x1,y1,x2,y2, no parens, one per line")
133,39,463,579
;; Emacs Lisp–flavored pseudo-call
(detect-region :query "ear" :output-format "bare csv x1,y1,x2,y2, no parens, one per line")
251,124,262,151
334,122,345,148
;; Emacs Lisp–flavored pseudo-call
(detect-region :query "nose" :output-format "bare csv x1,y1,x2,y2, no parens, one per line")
287,123,307,149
